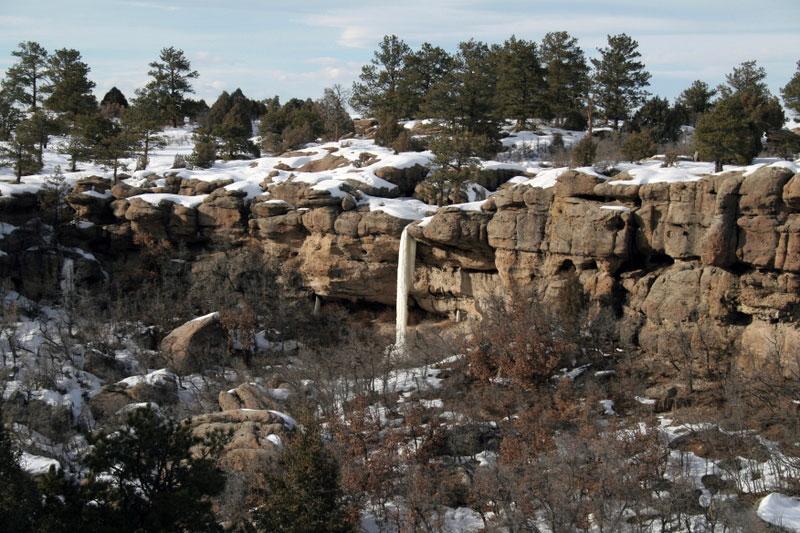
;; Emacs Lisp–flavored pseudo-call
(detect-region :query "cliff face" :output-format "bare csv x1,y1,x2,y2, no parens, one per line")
2,160,799,374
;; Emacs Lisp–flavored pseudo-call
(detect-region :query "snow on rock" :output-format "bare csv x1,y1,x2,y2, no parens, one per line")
0,222,18,238
117,368,176,388
515,166,605,189
128,193,208,208
743,159,800,177
20,452,60,476
757,493,800,531
361,195,437,221
600,205,631,213
267,410,297,430
609,165,707,186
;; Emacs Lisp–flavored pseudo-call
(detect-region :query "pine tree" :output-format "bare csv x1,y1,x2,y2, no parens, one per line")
83,407,229,532
427,39,500,144
42,48,97,117
217,99,259,159
259,97,324,152
99,86,129,119
676,80,716,126
695,95,761,172
782,60,800,116
571,135,597,167
94,119,137,182
402,43,454,118
60,112,107,172
591,34,651,130
719,60,785,134
425,128,493,205
190,132,217,168
622,129,657,161
205,90,233,130
124,91,166,169
0,415,41,532
351,34,411,130
0,87,23,141
27,109,64,165
540,31,589,127
630,97,682,143
494,36,547,130
719,60,769,98
1,118,42,181
145,47,198,127
317,85,354,141
254,422,354,533
2,41,48,111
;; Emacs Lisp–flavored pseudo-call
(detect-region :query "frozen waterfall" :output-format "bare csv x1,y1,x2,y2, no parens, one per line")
395,225,417,350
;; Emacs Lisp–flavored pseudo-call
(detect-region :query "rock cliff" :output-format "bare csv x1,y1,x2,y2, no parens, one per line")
2,151,799,376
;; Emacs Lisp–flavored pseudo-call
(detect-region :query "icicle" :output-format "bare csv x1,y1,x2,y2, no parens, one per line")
313,295,321,316
60,257,75,302
395,225,416,350
455,309,462,323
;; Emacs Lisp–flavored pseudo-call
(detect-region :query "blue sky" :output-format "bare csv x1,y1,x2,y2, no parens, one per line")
1,0,798,105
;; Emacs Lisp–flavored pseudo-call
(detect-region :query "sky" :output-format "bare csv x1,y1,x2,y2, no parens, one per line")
0,0,798,106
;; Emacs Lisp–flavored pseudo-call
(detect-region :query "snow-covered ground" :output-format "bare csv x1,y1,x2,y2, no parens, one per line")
3,124,797,231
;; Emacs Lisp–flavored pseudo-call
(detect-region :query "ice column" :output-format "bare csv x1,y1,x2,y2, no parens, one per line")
395,225,416,349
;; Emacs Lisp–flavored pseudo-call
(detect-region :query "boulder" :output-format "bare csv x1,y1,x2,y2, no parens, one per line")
190,409,293,474
159,313,226,373
374,164,429,195
218,382,289,411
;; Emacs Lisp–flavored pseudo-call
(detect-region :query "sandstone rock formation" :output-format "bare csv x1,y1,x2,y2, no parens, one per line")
160,313,227,373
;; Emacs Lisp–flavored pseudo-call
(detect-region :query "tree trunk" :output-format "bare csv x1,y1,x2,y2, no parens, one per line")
71,156,77,172
144,136,150,169
715,160,723,173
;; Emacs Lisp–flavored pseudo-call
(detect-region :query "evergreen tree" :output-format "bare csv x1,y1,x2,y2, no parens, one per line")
1,117,42,181
27,109,63,165
719,60,769,98
99,86,129,119
254,422,354,533
60,112,107,172
124,90,167,169
205,90,233,130
695,95,761,172
145,47,198,127
190,132,217,168
427,39,500,144
317,85,354,141
351,34,411,124
217,99,259,159
622,129,657,161
259,97,324,152
94,119,137,182
765,128,800,159
42,48,97,117
719,60,785,135
0,87,23,141
591,34,651,130
629,96,682,144
493,36,547,130
0,414,41,532
676,80,716,126
2,41,48,111
83,407,229,533
424,128,493,205
182,97,209,123
571,135,597,166
402,43,454,118
540,31,589,127
782,60,800,116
